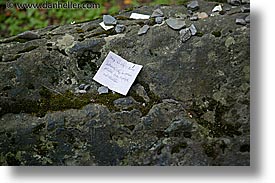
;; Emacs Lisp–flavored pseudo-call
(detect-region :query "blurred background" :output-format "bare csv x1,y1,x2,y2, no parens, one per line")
0,0,186,38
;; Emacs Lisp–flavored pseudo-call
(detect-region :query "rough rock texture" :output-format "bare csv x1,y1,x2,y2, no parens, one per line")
0,0,250,166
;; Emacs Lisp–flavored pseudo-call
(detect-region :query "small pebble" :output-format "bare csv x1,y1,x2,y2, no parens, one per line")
187,1,199,11
236,18,246,25
189,24,197,36
190,15,198,21
84,85,90,91
187,10,193,16
78,90,87,94
138,25,150,35
212,5,223,12
155,17,164,24
151,8,164,18
166,18,186,30
197,12,208,19
179,28,192,43
103,15,117,25
79,84,85,90
98,86,109,94
17,31,40,40
115,24,126,33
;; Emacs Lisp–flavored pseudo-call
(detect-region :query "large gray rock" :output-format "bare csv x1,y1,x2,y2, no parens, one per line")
0,0,250,166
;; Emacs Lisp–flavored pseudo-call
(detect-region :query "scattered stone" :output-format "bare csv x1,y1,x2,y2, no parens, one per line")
189,24,197,36
130,13,150,19
164,119,193,133
236,18,246,25
78,90,87,94
166,18,186,30
98,86,109,94
79,84,86,90
241,4,250,12
212,5,222,12
84,85,90,91
155,17,164,24
138,25,150,35
187,1,199,11
103,15,117,25
227,0,241,6
187,10,193,16
179,28,192,43
151,8,164,18
190,15,198,21
17,31,40,40
225,36,236,48
133,84,150,102
115,24,126,33
99,22,114,31
245,15,250,23
197,12,208,19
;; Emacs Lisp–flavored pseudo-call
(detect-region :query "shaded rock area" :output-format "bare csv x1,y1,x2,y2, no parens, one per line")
0,0,250,166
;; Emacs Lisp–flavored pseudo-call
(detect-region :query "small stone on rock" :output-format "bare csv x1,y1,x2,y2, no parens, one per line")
236,18,246,25
187,10,193,16
187,1,199,11
17,31,40,40
227,0,241,6
98,86,109,94
138,25,150,35
189,24,197,36
190,15,198,21
151,8,164,18
166,18,186,30
212,5,223,12
155,17,164,24
115,24,126,33
179,28,192,43
197,12,208,19
79,84,85,90
103,15,117,25
84,85,90,91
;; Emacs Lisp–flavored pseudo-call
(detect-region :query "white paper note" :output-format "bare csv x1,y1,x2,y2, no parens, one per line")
93,51,143,96
99,22,114,31
130,13,150,20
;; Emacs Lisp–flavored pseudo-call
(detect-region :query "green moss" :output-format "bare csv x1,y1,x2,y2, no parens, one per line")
211,31,221,37
189,98,242,138
195,32,204,37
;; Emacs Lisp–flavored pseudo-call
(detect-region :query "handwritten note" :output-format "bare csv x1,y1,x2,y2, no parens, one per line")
93,51,143,95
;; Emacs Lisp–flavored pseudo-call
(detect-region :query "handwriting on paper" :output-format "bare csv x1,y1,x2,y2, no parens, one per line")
93,51,143,95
